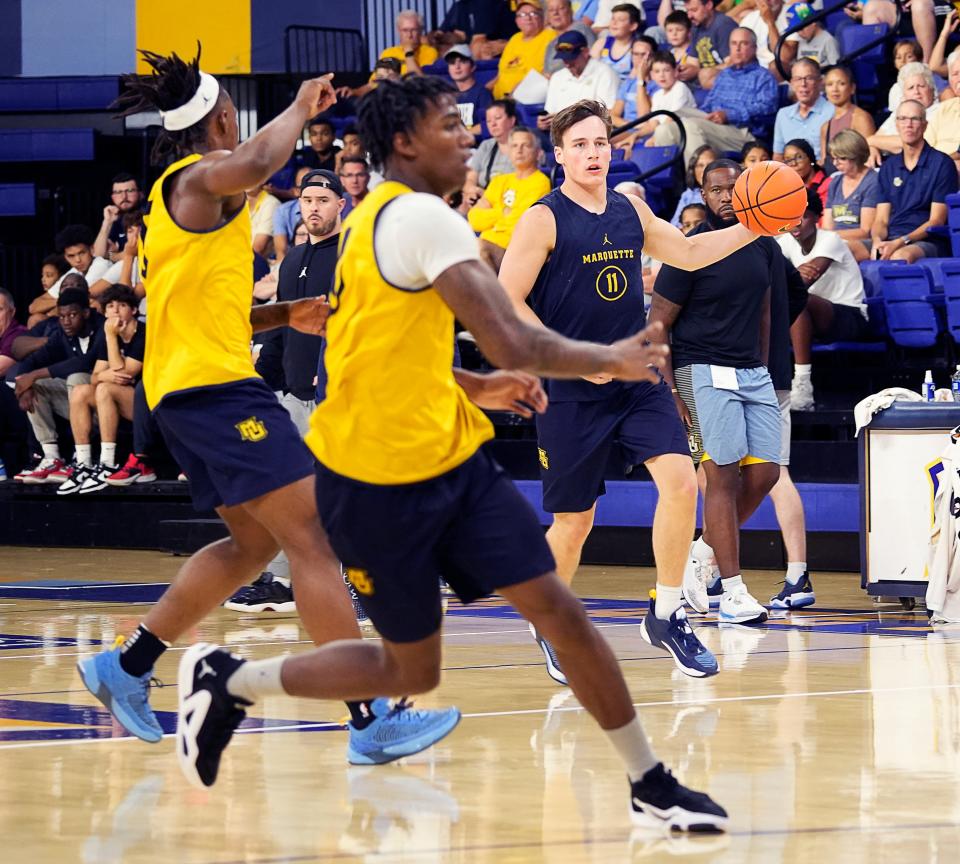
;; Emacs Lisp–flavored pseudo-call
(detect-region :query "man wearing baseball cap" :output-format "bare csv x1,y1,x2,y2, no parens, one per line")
537,30,619,133
445,44,493,139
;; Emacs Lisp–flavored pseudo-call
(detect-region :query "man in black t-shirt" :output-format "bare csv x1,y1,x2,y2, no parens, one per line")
649,159,780,630
57,285,145,495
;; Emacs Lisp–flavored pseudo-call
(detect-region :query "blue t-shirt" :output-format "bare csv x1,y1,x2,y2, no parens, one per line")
824,169,880,231
273,198,301,241
878,143,958,238
456,79,493,139
688,13,737,68
616,77,658,122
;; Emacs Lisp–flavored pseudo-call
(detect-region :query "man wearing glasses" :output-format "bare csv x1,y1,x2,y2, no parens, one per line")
772,58,832,162
871,99,958,262
339,157,372,218
491,1,557,98
94,173,141,261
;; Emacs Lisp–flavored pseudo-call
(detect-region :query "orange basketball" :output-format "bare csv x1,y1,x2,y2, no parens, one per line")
732,161,807,236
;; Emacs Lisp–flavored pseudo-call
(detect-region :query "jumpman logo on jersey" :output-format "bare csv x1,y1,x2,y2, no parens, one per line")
299,266,308,278
602,233,612,246
198,660,216,679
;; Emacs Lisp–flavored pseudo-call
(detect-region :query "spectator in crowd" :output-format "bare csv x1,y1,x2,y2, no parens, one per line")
773,58,833,162
682,0,738,90
445,44,493,139
590,4,641,82
56,284,146,494
467,127,550,271
344,9,436,101
653,29,778,164
93,172,142,260
27,254,70,329
823,130,880,262
669,144,716,225
611,38,655,126
819,65,876,174
339,156,372,218
777,189,868,410
334,125,363,173
0,288,27,377
293,219,309,246
869,63,940,159
12,287,102,484
785,2,839,69
585,0,642,32
784,138,830,209
930,10,957,80
924,49,960,163
462,99,518,209
538,30,620,132
860,0,939,65
273,165,313,263
53,224,112,300
664,10,696,68
886,40,925,112
738,0,798,79
544,0,596,74
741,139,771,167
432,0,518,60
679,201,707,232
246,183,281,257
491,1,558,99
373,56,404,83
89,214,144,302
300,117,340,171
872,98,958,262
621,50,696,153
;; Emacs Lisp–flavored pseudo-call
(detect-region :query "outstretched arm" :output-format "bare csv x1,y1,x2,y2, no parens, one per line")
250,296,329,335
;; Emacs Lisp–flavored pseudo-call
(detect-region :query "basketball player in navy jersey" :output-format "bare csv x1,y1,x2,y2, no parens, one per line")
500,100,759,682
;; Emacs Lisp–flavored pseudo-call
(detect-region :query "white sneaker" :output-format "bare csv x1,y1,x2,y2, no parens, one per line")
790,375,814,411
718,586,768,626
681,544,712,614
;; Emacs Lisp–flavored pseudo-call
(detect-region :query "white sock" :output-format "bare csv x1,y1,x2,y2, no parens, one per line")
100,442,116,467
794,364,812,379
786,562,807,584
721,574,744,593
272,575,291,588
41,443,60,460
227,656,287,702
605,714,658,783
692,535,715,564
655,583,682,620
76,444,92,466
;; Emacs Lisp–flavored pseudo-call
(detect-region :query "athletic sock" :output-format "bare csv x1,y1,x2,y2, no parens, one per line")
226,656,286,702
346,700,377,729
605,714,658,783
786,562,807,585
794,363,812,379
41,443,60,461
118,624,171,677
721,575,744,593
76,444,92,466
654,583,682,620
272,575,291,589
692,535,715,563
100,442,116,467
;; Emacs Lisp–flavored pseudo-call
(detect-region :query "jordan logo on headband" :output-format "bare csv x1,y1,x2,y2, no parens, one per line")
159,71,219,131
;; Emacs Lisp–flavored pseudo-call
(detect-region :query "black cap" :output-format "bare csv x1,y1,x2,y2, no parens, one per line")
554,30,588,61
300,169,343,198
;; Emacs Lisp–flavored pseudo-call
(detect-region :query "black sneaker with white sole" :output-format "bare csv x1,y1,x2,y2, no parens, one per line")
630,763,728,832
176,643,251,789
223,572,296,613
78,462,118,495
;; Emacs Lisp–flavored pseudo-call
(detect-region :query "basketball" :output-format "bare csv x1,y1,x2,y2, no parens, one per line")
732,161,807,236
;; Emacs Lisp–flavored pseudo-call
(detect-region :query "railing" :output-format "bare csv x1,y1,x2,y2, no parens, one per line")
284,26,367,76
773,0,902,81
610,109,687,184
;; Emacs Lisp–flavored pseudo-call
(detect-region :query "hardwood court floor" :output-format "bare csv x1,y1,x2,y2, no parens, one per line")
1,547,959,863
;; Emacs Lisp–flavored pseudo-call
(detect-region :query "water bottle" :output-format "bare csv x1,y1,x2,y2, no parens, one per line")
952,365,960,402
923,369,935,402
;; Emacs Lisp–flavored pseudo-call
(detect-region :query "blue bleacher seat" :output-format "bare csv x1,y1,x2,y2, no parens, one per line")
0,128,94,162
515,102,544,130
940,260,960,343
839,24,888,103
879,263,943,348
918,258,953,294
946,193,960,257
0,183,35,216
630,145,677,191
642,0,660,29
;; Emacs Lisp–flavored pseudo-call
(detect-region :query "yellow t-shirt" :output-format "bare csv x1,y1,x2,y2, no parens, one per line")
467,170,551,249
493,28,557,99
140,154,256,408
371,43,439,80
305,181,494,485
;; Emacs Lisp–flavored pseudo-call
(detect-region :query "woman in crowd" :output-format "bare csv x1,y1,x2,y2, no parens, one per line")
783,138,830,210
669,144,716,227
821,130,879,262
741,140,771,169
819,65,876,174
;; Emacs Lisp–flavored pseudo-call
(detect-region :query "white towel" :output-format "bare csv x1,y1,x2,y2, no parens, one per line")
853,387,923,436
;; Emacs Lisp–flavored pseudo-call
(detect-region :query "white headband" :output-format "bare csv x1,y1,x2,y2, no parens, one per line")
159,71,220,131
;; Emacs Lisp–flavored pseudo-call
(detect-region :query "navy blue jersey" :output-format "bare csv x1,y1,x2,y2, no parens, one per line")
528,188,646,401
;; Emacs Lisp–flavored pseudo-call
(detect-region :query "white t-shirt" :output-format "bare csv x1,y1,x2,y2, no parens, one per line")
373,194,480,289
545,58,620,114
739,9,799,69
877,100,940,136
49,256,112,297
777,228,866,313
651,80,697,124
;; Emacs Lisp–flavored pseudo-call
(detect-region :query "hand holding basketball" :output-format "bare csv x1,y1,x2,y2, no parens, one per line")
732,161,807,236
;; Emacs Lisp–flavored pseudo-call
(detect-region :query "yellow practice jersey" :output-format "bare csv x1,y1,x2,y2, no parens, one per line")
140,153,256,408
305,181,494,485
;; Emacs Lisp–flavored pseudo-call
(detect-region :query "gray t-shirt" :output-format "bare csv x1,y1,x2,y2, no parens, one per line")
797,28,840,67
469,138,514,187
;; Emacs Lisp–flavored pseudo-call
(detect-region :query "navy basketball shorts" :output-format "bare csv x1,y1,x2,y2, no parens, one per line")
535,380,689,513
314,447,557,644
154,377,315,512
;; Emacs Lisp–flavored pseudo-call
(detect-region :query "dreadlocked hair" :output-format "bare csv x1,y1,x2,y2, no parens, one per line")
112,43,213,166
357,76,457,171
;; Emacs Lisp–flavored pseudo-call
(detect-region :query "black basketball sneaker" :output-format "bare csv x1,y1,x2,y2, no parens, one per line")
630,763,728,832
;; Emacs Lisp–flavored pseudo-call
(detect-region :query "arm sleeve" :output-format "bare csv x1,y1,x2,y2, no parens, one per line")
861,173,880,209
255,328,285,392
815,230,852,263
877,165,892,205
94,331,108,362
773,111,785,153
932,154,959,203
374,194,482,289
652,263,695,307
48,349,96,379
18,341,54,374
785,260,808,326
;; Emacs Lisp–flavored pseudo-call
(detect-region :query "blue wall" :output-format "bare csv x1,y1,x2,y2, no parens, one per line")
0,0,22,75
21,0,135,76
251,0,363,73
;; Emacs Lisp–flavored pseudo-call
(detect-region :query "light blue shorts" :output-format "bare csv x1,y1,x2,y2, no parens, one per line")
690,364,781,467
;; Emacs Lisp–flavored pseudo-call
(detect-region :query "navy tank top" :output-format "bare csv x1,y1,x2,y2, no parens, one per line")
528,187,646,401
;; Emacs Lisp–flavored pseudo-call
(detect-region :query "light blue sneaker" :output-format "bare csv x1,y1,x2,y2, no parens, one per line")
77,647,164,743
346,698,460,765
640,594,719,678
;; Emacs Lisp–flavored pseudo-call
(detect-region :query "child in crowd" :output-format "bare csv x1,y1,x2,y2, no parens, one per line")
27,254,70,328
664,10,697,75
628,51,697,153
591,3,642,81
300,117,340,171
679,202,707,233
741,139,772,168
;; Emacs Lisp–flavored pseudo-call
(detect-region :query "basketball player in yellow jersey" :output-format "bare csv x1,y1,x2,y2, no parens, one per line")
173,76,728,833
77,47,484,766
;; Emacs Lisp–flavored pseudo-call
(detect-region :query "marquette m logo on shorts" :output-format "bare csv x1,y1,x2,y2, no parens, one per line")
235,417,268,442
595,265,628,301
538,447,549,470
346,568,374,596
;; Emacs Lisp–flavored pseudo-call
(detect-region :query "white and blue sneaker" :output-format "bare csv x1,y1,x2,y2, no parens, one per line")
719,585,768,626
528,622,568,686
630,763,729,832
640,595,719,678
347,698,461,765
770,573,816,609
77,647,164,743
681,548,714,614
